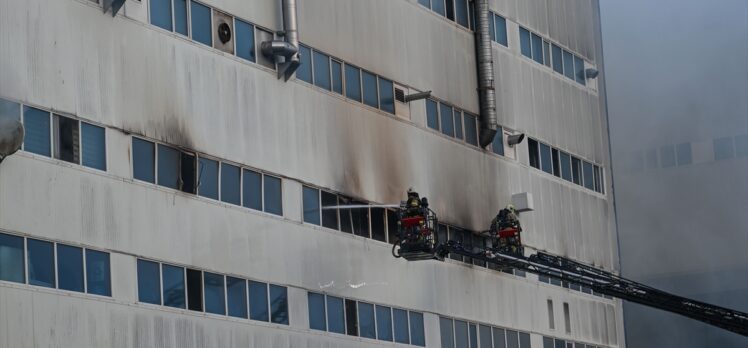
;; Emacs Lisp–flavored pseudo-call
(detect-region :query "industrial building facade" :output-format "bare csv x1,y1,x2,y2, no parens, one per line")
0,0,622,347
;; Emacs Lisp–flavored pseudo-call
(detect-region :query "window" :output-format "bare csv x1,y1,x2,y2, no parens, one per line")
23,106,51,157
393,308,409,343
191,1,212,46
313,51,331,90
350,200,370,237
543,40,551,67
418,0,430,9
198,157,219,199
331,60,343,94
376,305,393,341
554,339,566,348
362,70,378,108
544,337,555,348
528,138,539,169
387,209,399,245
85,249,111,296
493,328,506,348
186,268,203,311
464,113,478,146
132,138,155,183
563,50,575,80
242,169,262,211
519,28,532,58
714,136,735,160
660,145,675,168
303,186,321,225
440,317,455,348
344,64,362,102
264,175,283,216
547,299,555,329
371,207,387,242
571,157,582,185
582,161,594,190
563,302,571,333
220,163,241,205
492,130,504,155
736,134,748,157
574,56,586,85
531,33,543,64
540,143,553,174
440,103,454,137
432,0,445,16
174,0,188,35
204,272,226,315
552,44,563,74
137,259,161,305
454,111,463,140
358,302,376,339
339,196,354,234
454,320,469,348
249,280,269,321
519,332,530,348
551,148,560,177
469,324,478,348
78,123,107,170
455,0,469,27
410,311,425,346
158,145,189,191
162,264,186,308
506,330,519,348
308,292,326,331
52,115,80,164
557,151,572,181
448,226,463,261
227,277,248,318
0,98,20,121
677,142,692,165
235,19,258,62
426,99,439,130
327,295,345,334
27,239,55,288
150,0,172,31
495,15,508,46
321,191,339,230
57,244,84,292
378,77,395,114
345,299,358,336
479,325,492,348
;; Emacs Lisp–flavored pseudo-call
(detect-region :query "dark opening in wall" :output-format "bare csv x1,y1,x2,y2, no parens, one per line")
54,115,80,164
346,299,358,336
371,207,386,242
186,269,203,311
528,138,540,169
180,153,196,193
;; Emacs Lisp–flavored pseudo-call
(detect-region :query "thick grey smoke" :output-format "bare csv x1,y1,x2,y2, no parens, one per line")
601,0,748,347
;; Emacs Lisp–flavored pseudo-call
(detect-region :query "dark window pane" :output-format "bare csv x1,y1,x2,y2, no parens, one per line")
236,19,256,62
455,320,469,348
506,330,519,348
572,157,582,185
432,0,445,16
198,157,219,200
331,60,343,94
227,277,248,318
528,138,539,169
81,123,106,170
242,169,262,210
137,260,160,304
394,308,409,344
378,77,395,114
162,264,185,309
418,0,430,8
519,332,530,348
157,145,180,189
371,207,386,242
322,191,339,230
552,44,563,74
448,225,462,261
677,142,692,165
445,0,454,20
544,337,555,348
313,51,331,90
362,71,378,108
345,299,358,336
574,56,586,85
469,324,478,348
0,98,20,121
150,0,172,31
53,115,80,164
308,292,326,331
187,269,203,311
327,296,345,334
464,113,478,146
555,339,566,348
345,64,362,102
410,311,425,346
358,302,375,339
23,106,50,157
249,281,269,321
350,200,370,238
519,27,532,58
376,305,393,341
204,272,225,315
454,111,463,139
220,163,241,205
583,161,594,190
714,136,735,160
339,196,354,234
492,128,504,155
462,230,473,264
540,143,553,174
57,244,84,292
493,327,507,348
85,250,111,296
736,134,748,157
181,152,197,194
264,175,283,216
440,103,454,137
426,99,439,130
480,325,493,348
303,186,321,225
191,1,212,46
563,50,575,80
552,148,561,177
174,0,188,35
28,239,55,288
660,145,676,168
440,317,455,348
495,15,508,46
387,209,399,244
560,152,572,181
531,33,543,64
455,0,469,27
132,138,155,183
543,40,551,66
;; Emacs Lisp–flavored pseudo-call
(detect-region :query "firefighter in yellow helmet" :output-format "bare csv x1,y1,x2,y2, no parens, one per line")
405,187,422,218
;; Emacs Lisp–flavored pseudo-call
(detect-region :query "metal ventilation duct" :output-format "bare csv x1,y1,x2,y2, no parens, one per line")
474,0,498,148
261,0,300,81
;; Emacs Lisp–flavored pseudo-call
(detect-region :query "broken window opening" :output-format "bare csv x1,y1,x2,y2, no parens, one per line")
53,115,80,164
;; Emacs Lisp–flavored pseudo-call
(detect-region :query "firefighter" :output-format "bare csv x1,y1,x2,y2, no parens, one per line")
405,188,423,218
491,204,523,255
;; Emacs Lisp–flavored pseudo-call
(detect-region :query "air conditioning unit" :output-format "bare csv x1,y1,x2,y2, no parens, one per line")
394,84,411,120
213,11,234,54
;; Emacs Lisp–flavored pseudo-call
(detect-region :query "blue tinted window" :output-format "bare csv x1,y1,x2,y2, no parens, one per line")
57,244,84,292
249,281,269,321
543,41,551,66
358,302,376,339
27,239,55,288
553,339,564,348
270,284,289,324
455,0,469,27
303,186,320,225
440,103,454,137
677,143,692,166
162,264,185,308
583,161,594,190
735,134,748,157
378,78,395,114
376,306,393,341
552,44,563,74
227,276,248,318
220,163,241,205
204,272,226,315
137,260,161,304
393,308,409,344
492,128,504,155
660,145,676,168
479,325,492,348
242,169,262,210
150,0,172,31
418,0,430,8
560,152,572,181
440,317,455,348
157,145,180,189
191,1,212,46
198,157,219,200
543,337,553,348
81,123,106,171
454,111,463,139
236,19,256,62
507,330,520,348
313,51,331,90
327,296,345,333
0,98,20,121
519,28,532,58
426,99,439,130
297,45,313,83
495,15,508,46
331,60,343,94
540,143,553,174
464,113,478,146
23,106,50,157
469,324,478,348
531,33,543,64
132,138,155,183
263,175,283,216
344,64,362,102
571,157,582,184
362,71,378,108
714,136,735,160
454,320,469,348
174,0,188,35
574,56,586,85
410,311,425,346
563,50,575,80
86,250,111,296
432,0,445,16
308,292,326,331
493,328,506,348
